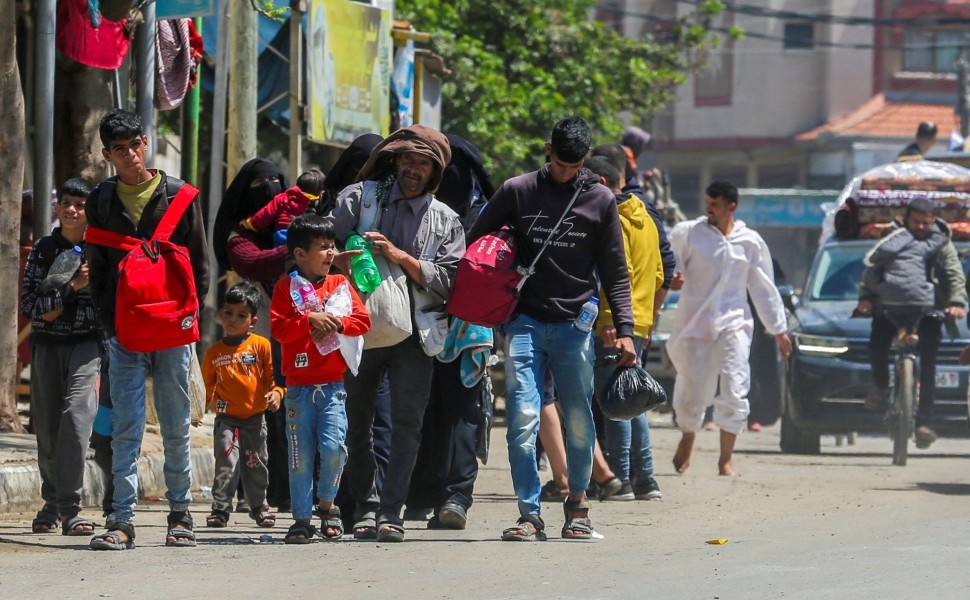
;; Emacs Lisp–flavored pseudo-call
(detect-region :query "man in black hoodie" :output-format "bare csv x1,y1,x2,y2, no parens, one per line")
468,116,636,541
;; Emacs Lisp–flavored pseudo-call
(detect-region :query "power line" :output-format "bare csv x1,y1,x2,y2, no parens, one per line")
676,0,970,27
597,6,970,52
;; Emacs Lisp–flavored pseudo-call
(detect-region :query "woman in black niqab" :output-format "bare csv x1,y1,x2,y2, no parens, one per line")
213,158,286,270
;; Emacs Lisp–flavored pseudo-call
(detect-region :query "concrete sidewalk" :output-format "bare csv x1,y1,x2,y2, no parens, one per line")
0,419,216,511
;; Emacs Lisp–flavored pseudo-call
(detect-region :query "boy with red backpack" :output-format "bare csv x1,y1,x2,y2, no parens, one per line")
85,109,209,551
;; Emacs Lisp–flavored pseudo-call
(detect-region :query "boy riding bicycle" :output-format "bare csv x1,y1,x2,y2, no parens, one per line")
856,198,967,449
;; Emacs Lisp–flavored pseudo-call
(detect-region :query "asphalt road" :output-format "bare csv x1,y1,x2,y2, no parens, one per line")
2,419,970,599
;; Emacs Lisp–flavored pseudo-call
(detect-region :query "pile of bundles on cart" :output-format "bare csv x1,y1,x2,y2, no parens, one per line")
833,160,970,241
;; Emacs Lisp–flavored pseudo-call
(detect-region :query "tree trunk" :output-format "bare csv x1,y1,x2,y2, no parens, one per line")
54,56,114,186
0,0,27,432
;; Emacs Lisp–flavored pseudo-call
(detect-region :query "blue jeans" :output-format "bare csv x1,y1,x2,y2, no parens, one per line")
595,337,654,483
285,383,348,520
504,314,595,517
107,338,192,525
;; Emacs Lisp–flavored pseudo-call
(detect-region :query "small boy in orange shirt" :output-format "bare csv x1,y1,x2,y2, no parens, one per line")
202,282,284,529
271,214,370,543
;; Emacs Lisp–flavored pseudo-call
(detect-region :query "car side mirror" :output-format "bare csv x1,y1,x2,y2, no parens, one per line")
778,284,799,312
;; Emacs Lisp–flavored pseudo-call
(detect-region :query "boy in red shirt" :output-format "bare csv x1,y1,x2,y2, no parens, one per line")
270,214,370,543
202,282,283,529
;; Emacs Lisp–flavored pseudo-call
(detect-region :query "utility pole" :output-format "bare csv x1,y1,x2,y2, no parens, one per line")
958,47,970,141
227,0,258,180
289,1,305,183
136,1,156,163
180,17,203,186
32,0,55,241
203,2,232,347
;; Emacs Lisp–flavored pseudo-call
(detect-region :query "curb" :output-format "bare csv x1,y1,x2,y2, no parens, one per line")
0,448,215,511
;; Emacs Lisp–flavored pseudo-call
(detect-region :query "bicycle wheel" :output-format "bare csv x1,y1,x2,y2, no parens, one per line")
892,357,914,466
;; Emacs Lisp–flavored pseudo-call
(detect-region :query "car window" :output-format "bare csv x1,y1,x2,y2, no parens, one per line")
807,242,970,303
807,244,870,301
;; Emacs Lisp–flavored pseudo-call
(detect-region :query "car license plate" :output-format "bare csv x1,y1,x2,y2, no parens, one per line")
937,371,959,388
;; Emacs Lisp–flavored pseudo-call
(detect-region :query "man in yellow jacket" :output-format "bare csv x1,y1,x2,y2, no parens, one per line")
585,156,667,501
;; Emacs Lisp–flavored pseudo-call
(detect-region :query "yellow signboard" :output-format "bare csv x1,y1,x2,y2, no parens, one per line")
307,0,392,145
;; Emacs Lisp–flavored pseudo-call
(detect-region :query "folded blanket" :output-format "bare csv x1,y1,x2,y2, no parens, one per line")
437,318,493,387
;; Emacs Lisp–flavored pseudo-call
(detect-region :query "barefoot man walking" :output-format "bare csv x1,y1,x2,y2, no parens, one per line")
666,181,791,476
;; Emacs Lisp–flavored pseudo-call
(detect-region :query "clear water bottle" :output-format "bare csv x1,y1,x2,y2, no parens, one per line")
345,232,382,294
289,272,339,355
574,296,600,333
40,245,83,292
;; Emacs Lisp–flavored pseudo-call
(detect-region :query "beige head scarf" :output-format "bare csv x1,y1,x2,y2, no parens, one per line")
355,125,452,194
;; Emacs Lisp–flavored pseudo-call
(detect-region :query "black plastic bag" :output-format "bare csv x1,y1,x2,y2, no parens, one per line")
600,365,668,420
476,373,494,464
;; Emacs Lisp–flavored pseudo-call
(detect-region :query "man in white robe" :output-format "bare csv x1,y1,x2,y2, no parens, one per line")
666,181,791,476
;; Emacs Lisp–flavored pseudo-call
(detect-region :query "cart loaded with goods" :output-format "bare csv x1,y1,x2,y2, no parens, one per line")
826,160,970,242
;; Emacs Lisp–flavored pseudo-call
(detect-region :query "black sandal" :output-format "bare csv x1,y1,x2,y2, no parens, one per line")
319,506,343,540
501,514,547,542
31,505,59,534
166,510,196,547
352,513,377,540
376,517,405,543
61,514,95,536
561,499,594,540
284,521,317,544
90,522,136,551
206,510,230,528
249,505,276,528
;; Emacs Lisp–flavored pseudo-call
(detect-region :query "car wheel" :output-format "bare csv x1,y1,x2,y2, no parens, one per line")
779,370,820,455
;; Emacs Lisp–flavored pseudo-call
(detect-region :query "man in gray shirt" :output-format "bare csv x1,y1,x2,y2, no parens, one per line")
330,125,465,542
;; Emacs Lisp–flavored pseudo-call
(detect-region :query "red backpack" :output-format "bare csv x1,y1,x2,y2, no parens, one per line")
447,179,592,326
85,183,200,352
447,227,523,326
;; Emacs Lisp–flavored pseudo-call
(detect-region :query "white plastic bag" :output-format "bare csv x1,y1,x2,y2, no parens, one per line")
326,281,363,375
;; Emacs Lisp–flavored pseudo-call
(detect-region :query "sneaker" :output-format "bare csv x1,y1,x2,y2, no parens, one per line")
634,476,662,501
864,387,887,410
604,481,634,501
595,476,623,501
915,426,938,449
235,499,250,514
435,503,468,530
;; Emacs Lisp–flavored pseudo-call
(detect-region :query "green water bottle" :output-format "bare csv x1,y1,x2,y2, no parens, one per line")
345,231,382,294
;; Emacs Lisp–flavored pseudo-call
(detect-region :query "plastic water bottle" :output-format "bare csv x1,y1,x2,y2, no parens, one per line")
40,245,83,291
345,232,382,294
289,272,339,355
574,297,600,333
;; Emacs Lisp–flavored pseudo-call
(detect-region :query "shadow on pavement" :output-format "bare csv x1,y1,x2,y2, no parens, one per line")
916,482,970,496
0,535,89,551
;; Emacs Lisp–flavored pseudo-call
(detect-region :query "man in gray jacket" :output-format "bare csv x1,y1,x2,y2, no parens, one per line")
856,198,967,448
330,125,465,543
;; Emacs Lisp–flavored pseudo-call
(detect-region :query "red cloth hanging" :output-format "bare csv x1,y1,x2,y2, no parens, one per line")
56,0,130,70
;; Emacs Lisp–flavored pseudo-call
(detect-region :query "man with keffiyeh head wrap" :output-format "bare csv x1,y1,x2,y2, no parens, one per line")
330,125,466,543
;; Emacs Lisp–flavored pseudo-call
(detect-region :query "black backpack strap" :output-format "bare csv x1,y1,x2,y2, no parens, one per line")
165,175,184,201
96,178,118,225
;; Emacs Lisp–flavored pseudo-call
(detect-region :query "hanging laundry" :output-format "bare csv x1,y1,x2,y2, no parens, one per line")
56,0,130,70
155,19,194,110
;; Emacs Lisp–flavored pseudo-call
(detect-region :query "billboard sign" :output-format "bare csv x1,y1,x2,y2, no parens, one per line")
307,0,392,145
